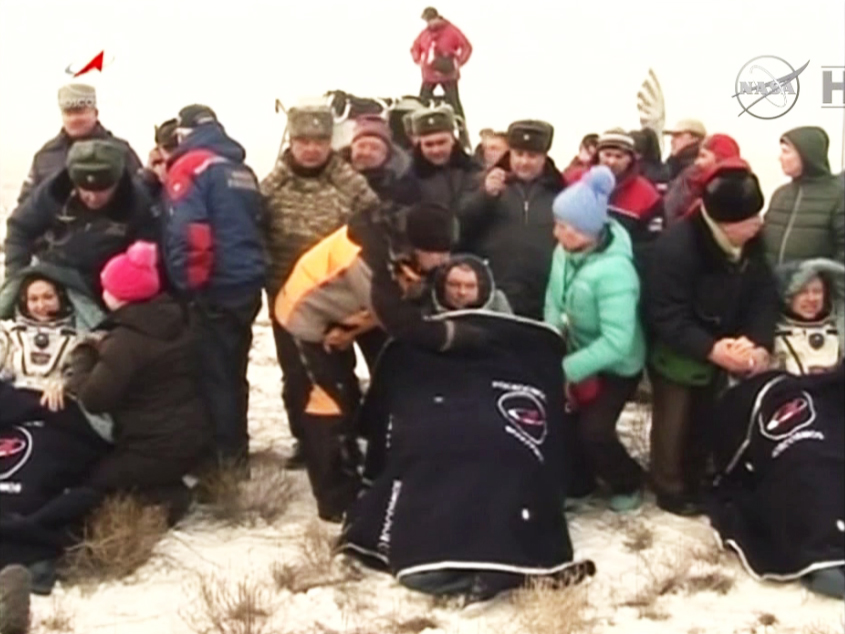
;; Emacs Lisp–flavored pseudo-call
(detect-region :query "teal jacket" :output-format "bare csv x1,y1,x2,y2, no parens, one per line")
543,220,646,383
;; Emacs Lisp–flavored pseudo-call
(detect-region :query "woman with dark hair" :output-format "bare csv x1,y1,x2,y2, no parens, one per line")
0,268,112,595
562,133,599,186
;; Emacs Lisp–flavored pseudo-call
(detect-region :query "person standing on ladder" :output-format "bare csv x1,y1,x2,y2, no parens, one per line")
411,7,472,146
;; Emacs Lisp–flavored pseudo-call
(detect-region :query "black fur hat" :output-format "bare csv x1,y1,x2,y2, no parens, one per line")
702,166,764,223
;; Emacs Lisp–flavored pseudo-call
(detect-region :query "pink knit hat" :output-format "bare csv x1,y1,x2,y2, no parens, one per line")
101,241,161,303
351,115,392,147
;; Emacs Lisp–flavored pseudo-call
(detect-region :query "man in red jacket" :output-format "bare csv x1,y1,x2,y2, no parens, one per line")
411,7,472,124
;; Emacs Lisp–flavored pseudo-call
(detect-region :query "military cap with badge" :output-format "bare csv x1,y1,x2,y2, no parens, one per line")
66,139,126,191
287,105,335,140
410,106,456,137
506,120,555,153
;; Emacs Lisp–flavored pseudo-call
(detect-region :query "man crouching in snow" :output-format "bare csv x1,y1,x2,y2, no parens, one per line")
274,203,493,522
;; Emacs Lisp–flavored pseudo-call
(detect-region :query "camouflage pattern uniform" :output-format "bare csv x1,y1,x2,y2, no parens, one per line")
260,151,380,299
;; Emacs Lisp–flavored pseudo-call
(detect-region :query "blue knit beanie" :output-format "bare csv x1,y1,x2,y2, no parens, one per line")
552,166,616,237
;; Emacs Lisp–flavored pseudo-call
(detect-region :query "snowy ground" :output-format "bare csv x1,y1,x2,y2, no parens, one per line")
19,304,844,634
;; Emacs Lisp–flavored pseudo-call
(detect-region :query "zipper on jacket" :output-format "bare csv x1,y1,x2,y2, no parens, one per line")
777,186,803,264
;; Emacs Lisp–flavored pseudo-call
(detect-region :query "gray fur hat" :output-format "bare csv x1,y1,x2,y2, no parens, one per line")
775,258,845,303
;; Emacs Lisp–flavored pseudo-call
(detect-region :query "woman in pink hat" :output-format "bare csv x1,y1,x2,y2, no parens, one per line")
65,241,210,524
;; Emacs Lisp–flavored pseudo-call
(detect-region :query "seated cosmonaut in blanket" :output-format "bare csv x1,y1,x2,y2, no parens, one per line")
709,363,844,599
0,264,113,593
771,258,844,376
339,306,595,601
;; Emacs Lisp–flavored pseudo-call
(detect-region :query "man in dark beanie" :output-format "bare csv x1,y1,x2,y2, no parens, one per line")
411,7,472,126
18,84,142,204
458,119,563,320
644,162,779,516
4,139,156,294
262,104,381,470
162,103,266,473
408,106,481,215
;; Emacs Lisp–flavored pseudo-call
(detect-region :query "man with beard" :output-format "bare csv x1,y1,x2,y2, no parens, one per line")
458,120,564,321
18,84,142,205
261,105,380,469
408,106,482,215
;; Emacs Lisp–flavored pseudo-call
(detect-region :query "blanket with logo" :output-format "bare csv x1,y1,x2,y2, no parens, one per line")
709,364,844,581
339,311,593,594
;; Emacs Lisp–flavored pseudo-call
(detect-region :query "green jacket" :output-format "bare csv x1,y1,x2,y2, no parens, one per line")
543,220,646,383
763,127,845,302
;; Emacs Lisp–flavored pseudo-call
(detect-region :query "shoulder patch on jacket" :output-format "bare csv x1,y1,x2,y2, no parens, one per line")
167,149,229,201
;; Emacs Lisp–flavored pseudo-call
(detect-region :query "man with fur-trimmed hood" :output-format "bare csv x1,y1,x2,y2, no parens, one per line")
772,258,844,376
459,119,564,321
260,105,381,468
429,254,513,314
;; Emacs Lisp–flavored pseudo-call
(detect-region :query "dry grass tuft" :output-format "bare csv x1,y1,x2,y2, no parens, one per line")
802,621,845,634
623,549,693,611
61,494,168,584
301,613,439,634
181,572,276,634
503,577,594,634
622,520,655,553
684,570,735,595
757,613,778,627
37,597,74,632
199,453,294,527
271,520,364,594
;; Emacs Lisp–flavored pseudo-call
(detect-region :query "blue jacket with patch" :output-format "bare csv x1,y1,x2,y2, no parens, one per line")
163,123,266,304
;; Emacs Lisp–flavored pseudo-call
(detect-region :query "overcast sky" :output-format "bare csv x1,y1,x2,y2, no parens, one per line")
0,0,843,209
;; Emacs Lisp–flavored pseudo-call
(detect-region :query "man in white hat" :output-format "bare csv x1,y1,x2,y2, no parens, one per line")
17,83,142,204
663,118,707,183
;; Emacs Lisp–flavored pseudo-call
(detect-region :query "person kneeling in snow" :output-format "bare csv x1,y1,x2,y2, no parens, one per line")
65,241,211,526
771,258,844,376
710,363,845,599
0,267,113,595
428,254,513,314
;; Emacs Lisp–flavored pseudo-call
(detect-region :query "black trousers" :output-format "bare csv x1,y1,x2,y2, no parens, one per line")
295,340,363,520
420,80,465,120
196,292,262,466
271,324,311,442
573,373,644,496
